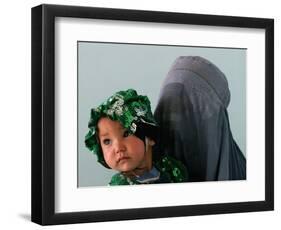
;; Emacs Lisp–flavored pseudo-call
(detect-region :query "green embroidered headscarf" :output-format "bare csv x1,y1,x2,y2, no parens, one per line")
85,89,158,168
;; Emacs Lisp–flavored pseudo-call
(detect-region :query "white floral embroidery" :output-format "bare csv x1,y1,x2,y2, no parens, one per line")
113,100,124,116
135,107,147,117
106,109,114,116
114,105,123,116
130,122,137,133
94,107,100,113
120,174,125,179
107,95,125,116
127,178,134,185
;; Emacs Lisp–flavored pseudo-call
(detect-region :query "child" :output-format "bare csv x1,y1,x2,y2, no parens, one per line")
85,89,188,185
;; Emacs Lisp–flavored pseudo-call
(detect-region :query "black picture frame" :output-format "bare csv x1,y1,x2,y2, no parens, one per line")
31,4,274,225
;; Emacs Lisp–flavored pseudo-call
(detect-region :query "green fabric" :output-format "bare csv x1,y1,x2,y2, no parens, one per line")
85,89,158,168
154,155,187,183
109,155,188,185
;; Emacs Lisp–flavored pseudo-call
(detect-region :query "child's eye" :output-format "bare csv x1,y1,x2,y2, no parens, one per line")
103,139,111,145
123,130,130,137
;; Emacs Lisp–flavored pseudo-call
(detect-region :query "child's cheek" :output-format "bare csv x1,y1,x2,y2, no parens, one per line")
103,151,111,166
104,148,114,161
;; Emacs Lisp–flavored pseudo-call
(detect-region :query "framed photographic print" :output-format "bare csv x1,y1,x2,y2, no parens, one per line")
31,4,274,225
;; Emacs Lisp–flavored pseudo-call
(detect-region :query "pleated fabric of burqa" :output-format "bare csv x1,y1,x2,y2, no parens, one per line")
154,56,246,182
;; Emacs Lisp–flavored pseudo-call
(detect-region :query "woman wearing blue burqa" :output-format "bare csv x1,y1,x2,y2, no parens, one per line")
154,56,246,182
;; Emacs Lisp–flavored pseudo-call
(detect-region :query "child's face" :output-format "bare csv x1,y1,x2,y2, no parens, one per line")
97,117,146,172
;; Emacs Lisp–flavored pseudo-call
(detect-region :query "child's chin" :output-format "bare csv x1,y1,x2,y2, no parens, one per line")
119,166,133,172
117,164,135,173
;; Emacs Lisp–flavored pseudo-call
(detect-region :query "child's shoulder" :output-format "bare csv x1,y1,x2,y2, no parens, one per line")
155,155,188,183
109,173,133,186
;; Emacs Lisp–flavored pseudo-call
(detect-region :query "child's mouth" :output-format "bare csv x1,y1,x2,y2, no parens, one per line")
117,156,130,163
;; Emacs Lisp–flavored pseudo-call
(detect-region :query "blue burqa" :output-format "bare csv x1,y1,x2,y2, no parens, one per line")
154,56,246,182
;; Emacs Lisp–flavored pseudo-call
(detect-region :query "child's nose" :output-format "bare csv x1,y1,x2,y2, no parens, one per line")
115,140,126,153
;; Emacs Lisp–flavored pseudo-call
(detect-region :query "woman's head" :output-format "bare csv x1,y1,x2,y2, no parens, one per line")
154,56,236,181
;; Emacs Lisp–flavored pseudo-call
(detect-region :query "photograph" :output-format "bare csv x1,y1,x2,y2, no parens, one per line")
79,42,247,187
31,4,274,225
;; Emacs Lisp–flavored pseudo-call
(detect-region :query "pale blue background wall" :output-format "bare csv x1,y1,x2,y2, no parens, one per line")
78,42,246,187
